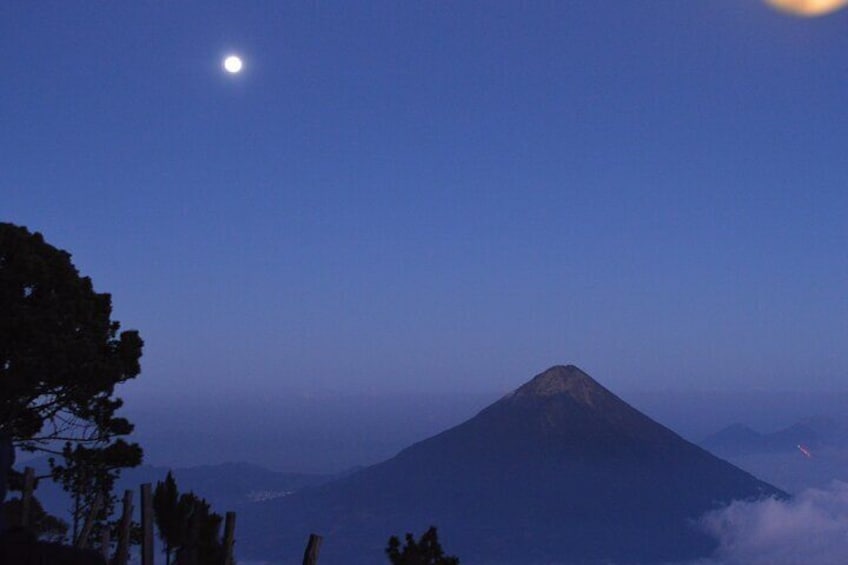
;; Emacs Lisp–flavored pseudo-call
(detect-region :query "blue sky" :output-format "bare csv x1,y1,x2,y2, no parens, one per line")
2,2,846,397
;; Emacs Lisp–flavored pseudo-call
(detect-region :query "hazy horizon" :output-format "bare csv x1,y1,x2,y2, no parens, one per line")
117,382,848,474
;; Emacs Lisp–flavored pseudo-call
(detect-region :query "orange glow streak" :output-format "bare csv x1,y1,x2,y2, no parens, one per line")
765,0,848,17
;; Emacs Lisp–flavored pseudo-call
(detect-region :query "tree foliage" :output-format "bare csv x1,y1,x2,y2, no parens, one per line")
386,526,460,565
50,439,142,541
0,222,143,450
0,222,143,541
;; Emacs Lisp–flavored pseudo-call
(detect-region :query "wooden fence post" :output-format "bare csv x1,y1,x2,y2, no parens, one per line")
75,491,104,548
222,511,237,565
302,533,323,565
140,483,154,565
20,466,35,528
115,489,134,565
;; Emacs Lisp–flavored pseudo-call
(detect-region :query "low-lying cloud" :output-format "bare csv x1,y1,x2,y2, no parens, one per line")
700,481,848,565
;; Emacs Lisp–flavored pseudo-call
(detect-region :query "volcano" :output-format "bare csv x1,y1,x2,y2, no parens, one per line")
241,365,784,564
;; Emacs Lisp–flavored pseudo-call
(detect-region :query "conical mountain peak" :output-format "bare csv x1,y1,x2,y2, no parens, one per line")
245,364,785,565
512,364,611,406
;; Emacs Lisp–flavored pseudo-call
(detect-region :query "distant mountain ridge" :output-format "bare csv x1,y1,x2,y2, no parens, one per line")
241,365,784,564
701,416,848,458
21,458,333,524
702,423,816,457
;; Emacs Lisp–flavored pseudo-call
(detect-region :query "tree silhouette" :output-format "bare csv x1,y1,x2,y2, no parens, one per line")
0,222,143,459
50,439,142,541
386,526,460,565
173,492,224,565
0,222,137,565
153,471,183,565
152,471,224,565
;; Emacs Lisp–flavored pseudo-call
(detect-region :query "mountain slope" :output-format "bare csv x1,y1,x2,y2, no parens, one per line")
242,365,784,564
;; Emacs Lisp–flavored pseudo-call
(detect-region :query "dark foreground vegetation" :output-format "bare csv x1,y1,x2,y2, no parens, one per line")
387,526,459,565
0,223,234,563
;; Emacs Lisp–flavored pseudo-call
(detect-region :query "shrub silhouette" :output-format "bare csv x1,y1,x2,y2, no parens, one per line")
386,526,459,565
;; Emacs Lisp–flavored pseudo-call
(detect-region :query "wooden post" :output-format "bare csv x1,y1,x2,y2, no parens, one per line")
115,489,134,565
20,466,35,528
100,523,111,561
222,511,237,565
75,491,104,548
140,483,154,565
302,533,323,565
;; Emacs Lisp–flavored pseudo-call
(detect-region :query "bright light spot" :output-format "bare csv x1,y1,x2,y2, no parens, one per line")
765,0,848,17
223,55,243,74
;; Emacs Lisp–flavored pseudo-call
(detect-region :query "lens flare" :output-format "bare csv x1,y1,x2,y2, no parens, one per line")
765,0,848,17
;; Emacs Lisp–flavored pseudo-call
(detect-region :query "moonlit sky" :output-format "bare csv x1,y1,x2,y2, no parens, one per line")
2,2,846,399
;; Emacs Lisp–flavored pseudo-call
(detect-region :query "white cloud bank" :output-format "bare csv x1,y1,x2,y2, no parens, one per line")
699,481,848,565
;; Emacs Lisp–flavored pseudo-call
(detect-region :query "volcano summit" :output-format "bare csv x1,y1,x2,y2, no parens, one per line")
242,365,783,564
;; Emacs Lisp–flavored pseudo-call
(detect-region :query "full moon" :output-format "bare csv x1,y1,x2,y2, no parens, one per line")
765,0,848,16
223,55,243,74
